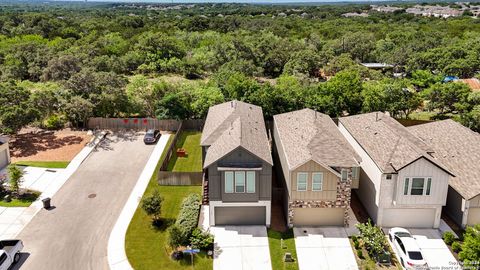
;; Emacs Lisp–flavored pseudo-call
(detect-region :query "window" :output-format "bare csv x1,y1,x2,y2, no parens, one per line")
352,167,360,180
386,174,392,180
225,171,234,193
404,177,432,196
395,236,406,254
341,169,348,181
297,173,308,191
0,253,6,265
404,178,409,195
246,171,255,193
312,173,323,191
426,178,432,195
411,178,425,195
235,171,245,193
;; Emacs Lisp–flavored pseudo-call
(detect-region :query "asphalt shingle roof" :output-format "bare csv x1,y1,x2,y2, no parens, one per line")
339,112,450,174
274,109,360,170
409,119,480,200
202,100,272,168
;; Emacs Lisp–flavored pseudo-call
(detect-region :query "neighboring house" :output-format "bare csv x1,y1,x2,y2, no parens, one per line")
339,112,454,228
409,120,480,227
200,100,273,226
273,109,361,227
0,136,11,169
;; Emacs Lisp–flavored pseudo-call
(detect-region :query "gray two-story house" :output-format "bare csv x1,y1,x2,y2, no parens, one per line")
201,101,273,226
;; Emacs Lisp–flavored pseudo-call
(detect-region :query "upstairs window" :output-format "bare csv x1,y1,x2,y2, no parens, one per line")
312,173,323,191
246,171,256,193
341,169,348,181
404,177,432,196
297,173,308,191
225,171,234,193
235,171,245,193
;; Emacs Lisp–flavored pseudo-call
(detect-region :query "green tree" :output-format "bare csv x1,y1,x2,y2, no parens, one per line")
0,82,38,134
459,224,480,267
62,96,94,128
423,82,471,114
141,190,163,222
191,86,224,118
361,81,388,112
8,164,24,194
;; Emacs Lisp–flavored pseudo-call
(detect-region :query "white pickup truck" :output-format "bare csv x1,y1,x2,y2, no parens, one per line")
0,240,23,270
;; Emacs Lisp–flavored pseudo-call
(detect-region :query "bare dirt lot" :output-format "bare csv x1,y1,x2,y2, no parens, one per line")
10,128,92,162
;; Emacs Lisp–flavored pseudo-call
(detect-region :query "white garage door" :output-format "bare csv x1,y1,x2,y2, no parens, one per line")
467,208,480,226
293,207,345,226
0,150,8,169
382,208,435,228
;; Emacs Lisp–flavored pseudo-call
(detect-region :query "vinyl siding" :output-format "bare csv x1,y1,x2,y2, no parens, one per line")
207,147,272,203
290,160,338,201
395,158,449,206
273,121,291,194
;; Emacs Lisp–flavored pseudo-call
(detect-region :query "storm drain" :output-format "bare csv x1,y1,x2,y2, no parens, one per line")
88,193,97,199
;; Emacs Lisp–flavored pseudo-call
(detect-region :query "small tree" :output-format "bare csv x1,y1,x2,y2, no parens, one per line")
459,224,480,267
141,190,163,222
8,164,23,194
168,224,184,249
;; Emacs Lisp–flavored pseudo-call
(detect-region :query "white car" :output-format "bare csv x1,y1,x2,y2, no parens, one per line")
388,228,428,270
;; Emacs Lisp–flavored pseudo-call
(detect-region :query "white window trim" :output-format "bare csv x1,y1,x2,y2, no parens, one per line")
297,172,308,192
312,172,323,191
225,171,234,193
246,171,255,193
234,171,246,193
404,176,432,196
341,169,348,181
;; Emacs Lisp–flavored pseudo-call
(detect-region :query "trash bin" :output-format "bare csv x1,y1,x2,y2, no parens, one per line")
42,197,51,209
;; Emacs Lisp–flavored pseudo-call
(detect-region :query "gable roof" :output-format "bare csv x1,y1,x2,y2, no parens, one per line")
409,119,480,200
202,101,272,168
460,78,480,91
274,108,360,171
339,112,452,174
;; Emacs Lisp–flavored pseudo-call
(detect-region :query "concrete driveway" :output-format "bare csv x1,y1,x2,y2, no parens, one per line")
294,227,358,270
211,226,272,270
15,132,156,270
389,229,460,270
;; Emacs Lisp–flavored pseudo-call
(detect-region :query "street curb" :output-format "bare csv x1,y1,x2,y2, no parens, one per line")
107,134,171,270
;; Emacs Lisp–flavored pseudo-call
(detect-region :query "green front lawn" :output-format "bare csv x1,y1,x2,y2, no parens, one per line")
125,135,212,270
167,131,202,172
14,161,70,168
268,229,299,270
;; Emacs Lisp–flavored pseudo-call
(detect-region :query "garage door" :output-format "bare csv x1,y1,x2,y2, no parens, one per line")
0,150,7,169
215,206,266,225
382,208,435,228
467,208,480,226
293,207,345,226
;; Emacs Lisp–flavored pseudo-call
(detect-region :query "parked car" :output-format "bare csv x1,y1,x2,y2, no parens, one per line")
0,240,23,270
388,228,428,270
143,129,160,144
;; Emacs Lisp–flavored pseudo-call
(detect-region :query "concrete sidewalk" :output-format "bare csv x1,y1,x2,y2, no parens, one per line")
0,132,105,240
107,134,171,270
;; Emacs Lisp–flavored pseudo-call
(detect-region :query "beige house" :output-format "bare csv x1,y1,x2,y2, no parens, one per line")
273,109,361,227
0,136,11,169
339,112,454,228
409,120,480,227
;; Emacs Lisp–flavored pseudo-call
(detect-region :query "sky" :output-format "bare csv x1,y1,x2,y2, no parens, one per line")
64,0,383,3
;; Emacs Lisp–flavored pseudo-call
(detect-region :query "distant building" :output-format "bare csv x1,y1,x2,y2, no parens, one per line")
342,12,369,18
460,78,480,91
370,5,404,13
361,63,394,69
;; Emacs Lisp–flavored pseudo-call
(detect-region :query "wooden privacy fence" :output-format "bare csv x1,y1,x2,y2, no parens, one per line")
159,121,184,171
87,118,204,131
157,172,203,186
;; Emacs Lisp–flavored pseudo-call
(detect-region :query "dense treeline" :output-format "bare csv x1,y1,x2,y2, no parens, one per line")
0,2,479,133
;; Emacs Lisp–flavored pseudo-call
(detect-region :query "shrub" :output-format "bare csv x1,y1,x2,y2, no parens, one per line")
357,249,364,259
42,114,65,130
190,228,214,250
452,241,462,253
443,231,456,245
175,193,201,245
168,224,184,249
356,220,388,260
141,190,163,222
8,164,23,194
353,239,360,250
351,235,358,242
459,224,480,266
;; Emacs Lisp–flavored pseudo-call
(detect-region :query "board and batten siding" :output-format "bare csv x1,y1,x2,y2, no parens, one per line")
395,158,449,206
207,147,272,202
290,160,338,201
272,121,291,193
